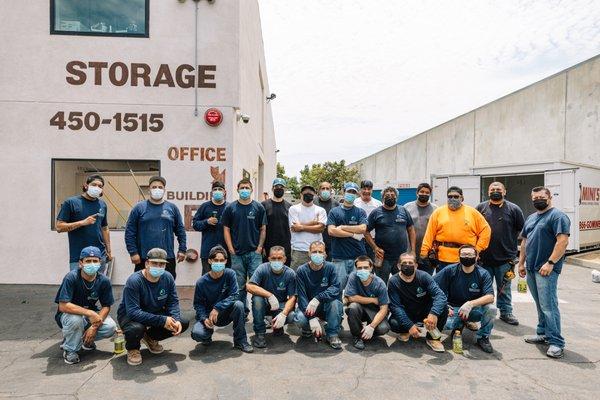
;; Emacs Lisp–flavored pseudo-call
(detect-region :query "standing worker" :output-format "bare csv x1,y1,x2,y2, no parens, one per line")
288,184,327,269
314,181,340,261
193,181,228,275
262,178,292,265
354,180,382,261
404,183,437,275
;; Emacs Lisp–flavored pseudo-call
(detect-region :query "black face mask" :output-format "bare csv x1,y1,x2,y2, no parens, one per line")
400,263,415,276
418,194,430,203
533,199,548,211
273,188,285,198
384,197,397,207
302,193,314,203
489,192,503,201
460,257,477,267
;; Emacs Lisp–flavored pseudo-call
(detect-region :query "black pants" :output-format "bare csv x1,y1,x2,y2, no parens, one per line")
135,258,177,280
345,303,390,338
118,314,190,351
418,259,435,276
389,307,448,338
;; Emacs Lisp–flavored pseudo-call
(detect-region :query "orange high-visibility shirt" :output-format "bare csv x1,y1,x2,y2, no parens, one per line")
420,204,491,263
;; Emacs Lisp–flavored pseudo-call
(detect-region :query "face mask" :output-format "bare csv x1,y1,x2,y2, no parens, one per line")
344,192,357,203
212,190,224,202
356,269,371,282
211,262,226,273
303,193,315,203
273,188,285,198
418,194,430,203
82,263,101,276
310,253,324,265
447,198,462,210
270,261,284,272
320,190,331,200
533,199,548,211
87,186,102,198
489,192,503,201
400,263,415,276
149,266,165,278
460,257,477,267
384,197,396,207
239,188,251,200
150,188,164,200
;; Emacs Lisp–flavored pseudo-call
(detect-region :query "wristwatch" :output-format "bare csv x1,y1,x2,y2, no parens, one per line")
547,260,556,266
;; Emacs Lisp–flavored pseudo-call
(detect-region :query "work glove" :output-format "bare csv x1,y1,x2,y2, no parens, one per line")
309,317,322,337
361,324,375,340
458,301,473,320
306,298,320,316
272,312,287,329
267,294,279,311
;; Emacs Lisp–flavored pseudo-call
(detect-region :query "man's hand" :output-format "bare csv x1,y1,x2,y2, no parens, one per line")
204,318,214,329
306,298,320,317
370,297,380,305
164,316,177,331
130,254,141,264
309,318,322,337
409,325,421,339
539,262,554,277
209,309,219,324
255,246,263,255
448,306,455,317
361,324,375,340
207,217,218,226
177,252,186,263
272,312,287,329
424,314,438,331
171,320,183,336
291,223,303,232
228,248,236,256
518,262,526,278
81,215,97,226
83,326,98,346
267,295,279,311
87,311,102,325
458,301,473,320
374,247,385,260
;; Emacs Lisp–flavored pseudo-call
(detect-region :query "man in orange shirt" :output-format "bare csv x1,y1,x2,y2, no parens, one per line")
420,186,491,273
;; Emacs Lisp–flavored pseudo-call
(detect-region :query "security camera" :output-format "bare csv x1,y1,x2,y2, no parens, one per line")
240,114,250,124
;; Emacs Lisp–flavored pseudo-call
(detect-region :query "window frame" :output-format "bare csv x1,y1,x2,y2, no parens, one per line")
49,0,150,38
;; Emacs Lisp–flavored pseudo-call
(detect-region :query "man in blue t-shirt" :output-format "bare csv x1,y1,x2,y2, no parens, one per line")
117,248,189,366
388,253,448,353
56,174,112,273
193,181,229,274
191,246,253,353
327,182,368,290
365,186,416,284
435,244,496,354
293,240,344,350
518,186,571,359
125,176,187,280
54,246,116,365
344,256,390,350
222,179,267,313
247,246,297,348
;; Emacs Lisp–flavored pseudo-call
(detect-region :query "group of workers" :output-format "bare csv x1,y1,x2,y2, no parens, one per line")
54,174,570,365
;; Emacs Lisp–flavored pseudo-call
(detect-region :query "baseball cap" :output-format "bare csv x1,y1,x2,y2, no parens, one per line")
146,248,168,263
300,184,316,193
79,246,102,260
344,182,360,193
149,176,166,186
272,178,287,187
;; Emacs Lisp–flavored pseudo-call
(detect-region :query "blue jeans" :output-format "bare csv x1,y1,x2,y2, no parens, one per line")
58,313,116,352
251,296,295,334
482,263,513,315
444,305,497,339
231,252,263,312
191,300,249,345
293,299,343,337
374,258,398,284
332,259,356,292
69,256,108,275
527,269,564,348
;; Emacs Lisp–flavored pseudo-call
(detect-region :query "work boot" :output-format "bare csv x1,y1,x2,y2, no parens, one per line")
272,327,284,336
500,313,519,326
426,339,445,353
353,337,365,350
326,335,342,350
524,335,548,345
301,329,313,338
142,333,164,354
63,350,80,365
397,333,410,342
234,342,254,353
546,345,564,358
465,321,479,331
127,349,142,366
476,337,494,353
252,333,267,348
81,341,97,351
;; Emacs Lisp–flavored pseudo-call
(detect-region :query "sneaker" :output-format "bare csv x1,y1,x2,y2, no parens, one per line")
326,335,342,350
426,339,445,353
252,333,267,349
234,342,254,353
142,333,164,354
465,321,479,331
476,337,494,353
272,327,284,337
59,339,65,350
127,349,142,366
353,337,365,350
63,350,80,365
301,329,313,338
397,333,410,342
524,335,548,345
81,342,96,351
500,313,519,326
546,345,564,358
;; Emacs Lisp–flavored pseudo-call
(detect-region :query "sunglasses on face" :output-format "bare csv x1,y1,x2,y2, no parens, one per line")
447,195,461,199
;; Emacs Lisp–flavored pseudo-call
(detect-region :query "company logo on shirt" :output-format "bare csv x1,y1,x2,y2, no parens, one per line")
248,211,256,220
416,287,426,297
87,291,98,301
161,209,172,219
320,277,329,287
158,288,167,300
349,216,357,225
277,281,286,291
221,284,229,294
468,282,480,293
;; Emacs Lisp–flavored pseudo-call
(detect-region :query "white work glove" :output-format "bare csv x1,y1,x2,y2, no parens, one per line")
309,317,322,337
458,301,473,320
267,294,279,311
272,312,287,329
306,298,320,316
352,233,364,241
361,324,375,340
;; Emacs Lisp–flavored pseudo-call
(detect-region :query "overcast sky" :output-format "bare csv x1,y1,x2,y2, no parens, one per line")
258,0,600,177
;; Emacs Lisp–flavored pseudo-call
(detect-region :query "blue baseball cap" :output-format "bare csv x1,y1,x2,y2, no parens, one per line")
344,182,360,193
272,178,287,187
80,246,102,260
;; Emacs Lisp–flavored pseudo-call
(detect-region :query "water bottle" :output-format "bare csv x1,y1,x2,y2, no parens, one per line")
517,278,527,294
452,330,463,354
113,331,125,354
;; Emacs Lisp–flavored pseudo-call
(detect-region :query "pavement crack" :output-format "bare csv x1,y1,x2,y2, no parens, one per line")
72,356,114,399
494,354,555,393
351,356,369,392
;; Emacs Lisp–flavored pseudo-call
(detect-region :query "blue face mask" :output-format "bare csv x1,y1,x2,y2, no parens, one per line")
356,269,371,282
149,266,165,278
344,192,357,203
239,188,251,200
212,190,224,202
270,261,284,272
320,190,331,200
211,262,226,273
82,263,101,276
310,253,324,265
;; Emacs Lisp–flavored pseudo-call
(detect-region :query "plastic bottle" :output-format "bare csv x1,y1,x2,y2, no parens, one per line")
113,331,125,354
517,278,527,294
452,330,463,354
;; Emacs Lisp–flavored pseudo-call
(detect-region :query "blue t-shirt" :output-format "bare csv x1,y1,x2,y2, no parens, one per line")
434,264,494,308
124,200,187,259
193,269,239,321
54,269,114,327
221,200,267,255
326,205,368,259
521,208,571,274
56,195,108,262
344,271,389,305
249,263,297,303
367,205,414,261
192,200,228,258
295,262,341,315
117,271,181,327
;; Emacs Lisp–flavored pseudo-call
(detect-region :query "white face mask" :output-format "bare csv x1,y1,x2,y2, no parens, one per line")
150,188,165,200
87,186,102,198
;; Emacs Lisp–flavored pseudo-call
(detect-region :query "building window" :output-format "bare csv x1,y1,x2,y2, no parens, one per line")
52,159,160,230
50,0,149,37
